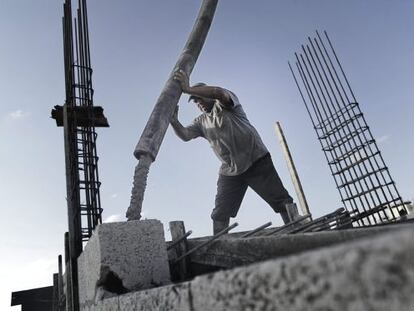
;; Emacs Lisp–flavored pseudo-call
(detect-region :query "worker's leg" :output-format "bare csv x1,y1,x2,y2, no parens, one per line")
213,219,230,235
211,174,248,234
243,154,293,224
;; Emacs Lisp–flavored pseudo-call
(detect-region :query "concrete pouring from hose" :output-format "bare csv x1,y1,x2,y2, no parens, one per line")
126,0,219,220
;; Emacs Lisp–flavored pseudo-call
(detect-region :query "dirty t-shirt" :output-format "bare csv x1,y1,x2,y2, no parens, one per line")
185,90,268,176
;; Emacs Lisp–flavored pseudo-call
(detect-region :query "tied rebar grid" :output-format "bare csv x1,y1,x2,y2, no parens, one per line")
63,0,102,246
288,31,407,226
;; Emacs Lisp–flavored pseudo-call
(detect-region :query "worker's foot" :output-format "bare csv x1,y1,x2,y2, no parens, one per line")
280,203,300,224
280,210,291,225
213,219,230,235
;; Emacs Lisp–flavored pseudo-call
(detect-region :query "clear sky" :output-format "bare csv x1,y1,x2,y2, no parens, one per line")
1,0,413,309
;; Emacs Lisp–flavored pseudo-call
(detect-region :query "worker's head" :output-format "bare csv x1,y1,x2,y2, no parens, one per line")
188,83,215,113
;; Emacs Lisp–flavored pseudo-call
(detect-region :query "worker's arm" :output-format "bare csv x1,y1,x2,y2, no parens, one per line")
170,106,202,141
174,70,233,107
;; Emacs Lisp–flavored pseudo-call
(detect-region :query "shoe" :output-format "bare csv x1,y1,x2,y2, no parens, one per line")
280,203,301,224
213,219,230,235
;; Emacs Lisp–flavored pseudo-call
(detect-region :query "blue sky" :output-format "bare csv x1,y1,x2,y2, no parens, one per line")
1,1,413,309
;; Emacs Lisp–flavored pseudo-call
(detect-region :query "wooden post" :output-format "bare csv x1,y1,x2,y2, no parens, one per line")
58,255,64,311
169,221,190,281
275,122,311,217
52,273,59,311
63,102,80,311
64,232,74,311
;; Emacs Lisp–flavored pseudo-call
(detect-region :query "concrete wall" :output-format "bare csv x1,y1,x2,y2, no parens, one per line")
83,226,414,311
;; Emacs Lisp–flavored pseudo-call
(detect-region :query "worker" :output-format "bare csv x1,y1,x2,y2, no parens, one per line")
171,69,295,234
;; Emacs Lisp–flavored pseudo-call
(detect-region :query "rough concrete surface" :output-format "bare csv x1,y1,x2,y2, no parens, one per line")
82,283,190,311
94,296,119,311
187,224,413,268
118,292,138,311
83,226,414,311
191,226,414,311
78,219,170,307
121,283,191,311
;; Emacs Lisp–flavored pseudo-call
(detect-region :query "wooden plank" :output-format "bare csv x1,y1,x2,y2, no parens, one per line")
52,273,59,311
51,105,109,127
58,255,65,311
169,221,189,281
275,122,311,217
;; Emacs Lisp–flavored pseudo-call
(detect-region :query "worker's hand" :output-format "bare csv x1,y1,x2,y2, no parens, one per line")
171,105,179,124
174,69,190,93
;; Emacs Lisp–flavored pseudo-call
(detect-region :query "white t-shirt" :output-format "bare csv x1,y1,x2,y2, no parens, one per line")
184,90,269,176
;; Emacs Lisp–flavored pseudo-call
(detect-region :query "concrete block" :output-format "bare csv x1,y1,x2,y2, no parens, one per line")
130,283,191,311
95,297,119,311
118,292,138,311
190,227,414,311
78,219,170,307
116,283,190,311
80,305,90,311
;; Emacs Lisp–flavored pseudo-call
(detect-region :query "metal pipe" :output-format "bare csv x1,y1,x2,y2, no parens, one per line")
288,208,345,234
174,223,238,263
167,230,193,250
265,215,311,236
240,222,272,238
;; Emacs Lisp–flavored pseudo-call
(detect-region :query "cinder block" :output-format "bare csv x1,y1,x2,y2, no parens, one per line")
78,219,170,307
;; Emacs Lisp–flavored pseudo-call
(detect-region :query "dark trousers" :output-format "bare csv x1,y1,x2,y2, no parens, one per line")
211,153,292,224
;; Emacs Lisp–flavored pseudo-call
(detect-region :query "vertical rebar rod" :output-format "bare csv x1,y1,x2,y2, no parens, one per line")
324,30,357,103
288,62,317,127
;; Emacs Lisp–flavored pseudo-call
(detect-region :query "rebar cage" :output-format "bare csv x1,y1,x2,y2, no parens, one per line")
289,31,407,226
62,0,102,248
